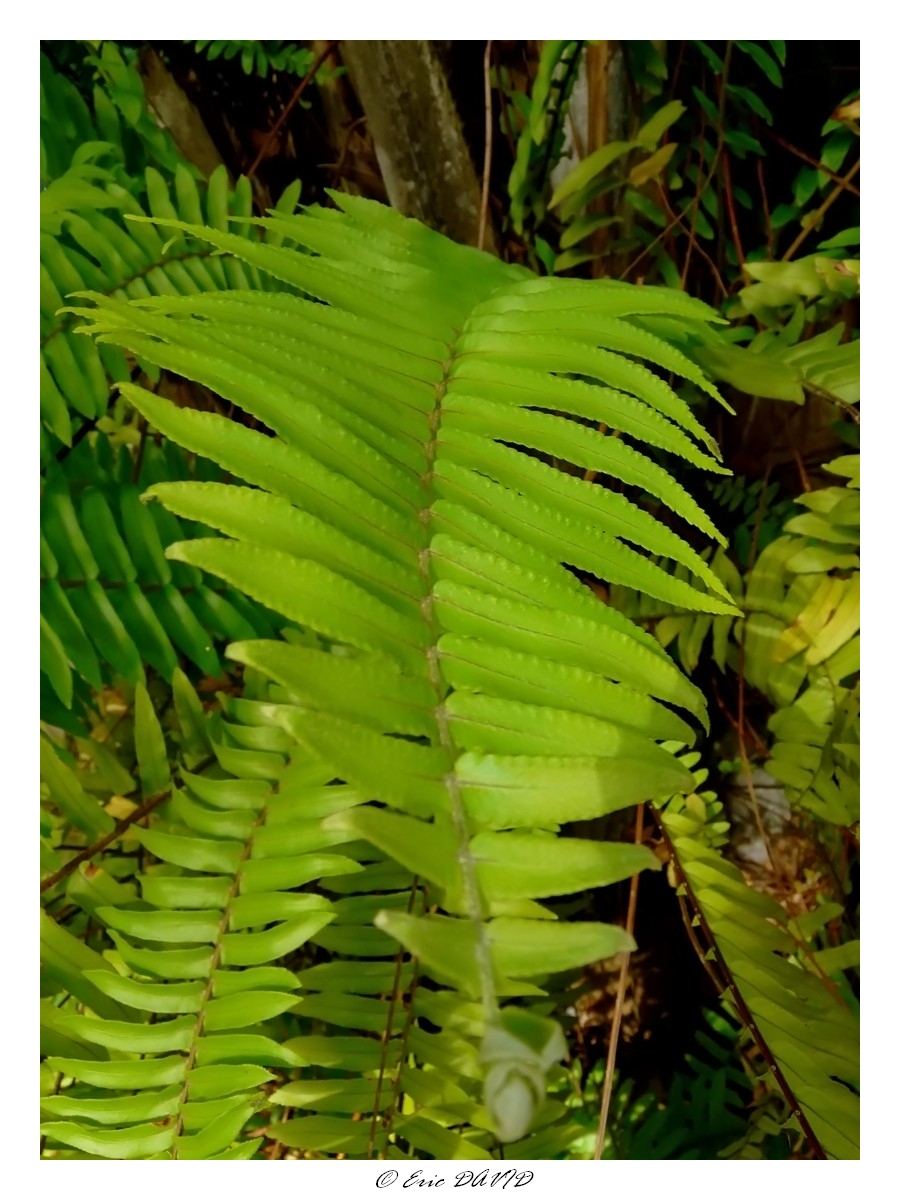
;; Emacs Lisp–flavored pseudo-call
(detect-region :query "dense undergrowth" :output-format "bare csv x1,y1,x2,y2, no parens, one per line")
40,40,859,1161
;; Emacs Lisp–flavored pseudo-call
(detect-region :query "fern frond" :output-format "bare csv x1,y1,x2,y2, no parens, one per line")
41,440,276,717
744,455,860,826
610,1009,756,1160
41,148,300,445
74,194,735,1143
41,685,355,1160
660,792,859,1159
640,306,861,405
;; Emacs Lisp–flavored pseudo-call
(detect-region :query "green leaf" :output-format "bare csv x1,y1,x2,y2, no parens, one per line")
187,1063,275,1100
42,1084,181,1125
457,752,693,828
629,143,678,188
736,41,783,87
134,682,171,797
134,827,243,874
176,1097,260,1159
40,613,72,706
635,100,686,149
550,141,635,208
45,1055,186,1090
472,832,660,900
41,1120,176,1159
40,912,130,1020
41,735,115,838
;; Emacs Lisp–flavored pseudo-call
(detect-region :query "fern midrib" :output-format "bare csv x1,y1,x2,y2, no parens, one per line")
45,578,233,595
170,796,270,1157
419,334,497,1018
41,247,219,348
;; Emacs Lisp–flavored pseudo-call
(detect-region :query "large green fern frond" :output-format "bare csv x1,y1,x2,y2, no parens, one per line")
71,193,737,1145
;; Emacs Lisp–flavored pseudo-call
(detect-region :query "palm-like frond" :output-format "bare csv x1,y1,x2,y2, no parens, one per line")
68,193,735,1149
41,437,277,723
42,682,342,1160
41,151,300,447
660,793,859,1159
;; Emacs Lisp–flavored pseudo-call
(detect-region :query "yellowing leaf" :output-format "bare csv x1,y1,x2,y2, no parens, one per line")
629,142,677,189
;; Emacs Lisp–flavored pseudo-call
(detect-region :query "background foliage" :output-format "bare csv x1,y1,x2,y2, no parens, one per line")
39,39,859,1162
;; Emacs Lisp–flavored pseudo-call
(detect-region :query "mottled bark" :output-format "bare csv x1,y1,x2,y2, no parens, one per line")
138,48,225,180
340,40,493,250
310,40,386,201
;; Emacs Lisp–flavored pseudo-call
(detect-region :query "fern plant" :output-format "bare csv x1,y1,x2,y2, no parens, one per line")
566,1008,764,1160
41,434,278,727
745,453,860,829
191,40,320,81
41,152,301,448
48,192,741,1156
658,781,859,1159
503,39,584,268
611,451,859,838
41,46,303,725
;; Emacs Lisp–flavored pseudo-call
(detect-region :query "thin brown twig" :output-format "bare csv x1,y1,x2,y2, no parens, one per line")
382,884,429,1157
478,41,494,254
675,890,729,997
622,44,733,284
131,417,149,485
756,155,774,260
722,149,745,269
367,877,419,1159
247,41,338,180
764,129,861,198
792,445,811,493
805,382,861,425
680,43,733,290
40,790,171,893
384,958,421,1154
657,183,728,300
710,675,770,760
593,803,644,1160
782,160,860,262
321,114,368,183
40,755,213,894
668,41,687,102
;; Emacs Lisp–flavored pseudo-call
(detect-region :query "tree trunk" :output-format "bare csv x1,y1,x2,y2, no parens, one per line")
340,40,493,250
138,48,225,179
